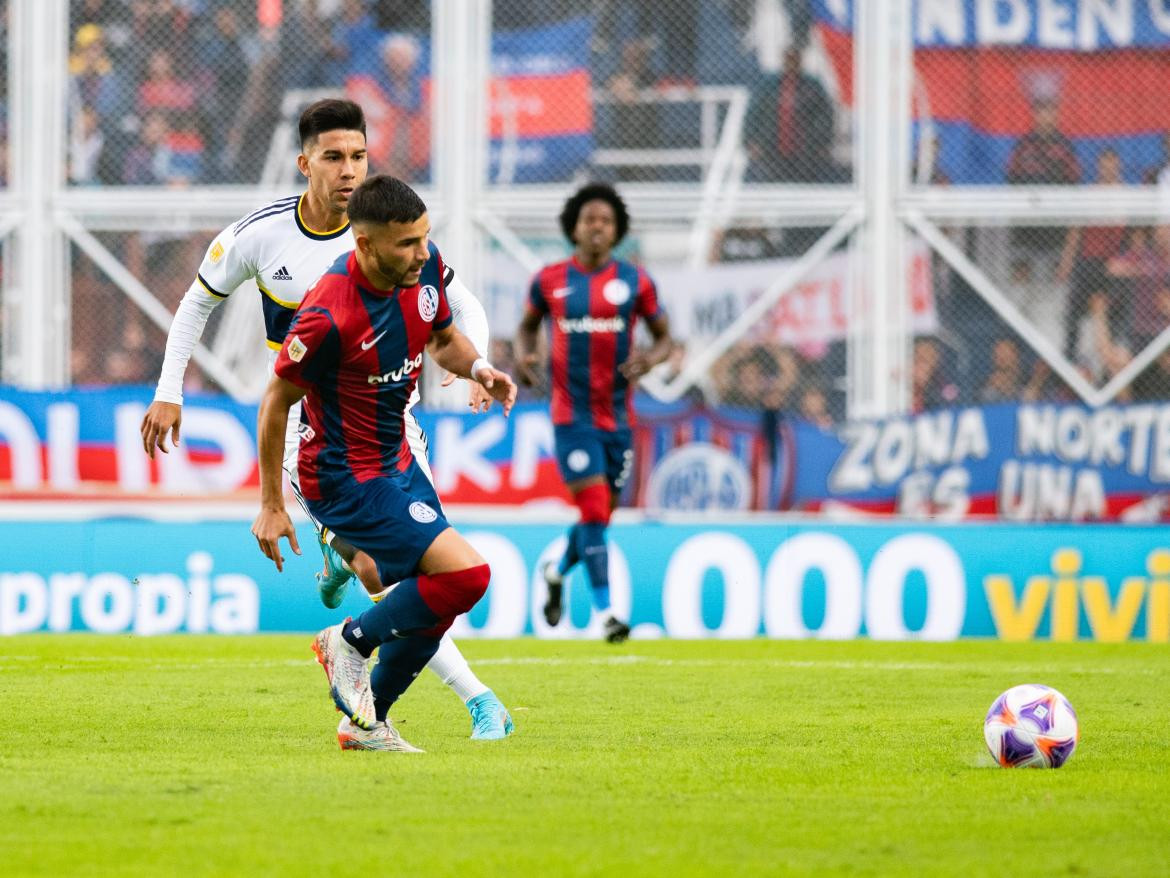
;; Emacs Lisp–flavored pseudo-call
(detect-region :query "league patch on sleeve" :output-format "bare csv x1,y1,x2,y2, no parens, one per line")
288,335,308,362
209,240,224,264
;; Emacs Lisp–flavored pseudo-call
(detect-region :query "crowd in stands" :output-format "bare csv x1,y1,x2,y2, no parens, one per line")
43,1,1170,407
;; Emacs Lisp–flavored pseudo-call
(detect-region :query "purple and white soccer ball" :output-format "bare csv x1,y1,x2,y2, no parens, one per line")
984,684,1079,768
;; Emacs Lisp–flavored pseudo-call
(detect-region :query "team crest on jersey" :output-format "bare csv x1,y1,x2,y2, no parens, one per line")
419,285,439,322
287,335,307,362
603,278,631,305
409,501,438,523
567,449,591,472
209,240,224,264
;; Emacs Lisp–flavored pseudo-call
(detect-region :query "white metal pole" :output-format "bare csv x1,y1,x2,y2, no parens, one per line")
854,0,910,418
9,0,69,387
428,0,491,409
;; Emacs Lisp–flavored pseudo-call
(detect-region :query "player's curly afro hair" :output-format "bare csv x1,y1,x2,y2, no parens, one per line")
559,183,630,246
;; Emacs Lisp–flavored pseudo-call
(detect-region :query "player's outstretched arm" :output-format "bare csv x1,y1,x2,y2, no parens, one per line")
141,282,225,458
251,375,306,572
428,324,518,416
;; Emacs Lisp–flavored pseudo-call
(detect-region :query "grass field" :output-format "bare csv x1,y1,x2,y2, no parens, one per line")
1,637,1167,877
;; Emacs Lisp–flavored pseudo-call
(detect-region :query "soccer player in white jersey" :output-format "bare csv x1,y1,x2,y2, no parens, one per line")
139,99,513,740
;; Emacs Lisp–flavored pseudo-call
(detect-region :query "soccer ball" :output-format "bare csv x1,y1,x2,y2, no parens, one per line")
983,684,1079,768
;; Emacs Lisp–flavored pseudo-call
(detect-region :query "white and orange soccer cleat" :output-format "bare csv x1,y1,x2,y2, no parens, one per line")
311,621,376,730
337,716,424,752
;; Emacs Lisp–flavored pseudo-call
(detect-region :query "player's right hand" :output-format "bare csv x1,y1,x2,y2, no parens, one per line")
251,506,301,573
141,401,182,458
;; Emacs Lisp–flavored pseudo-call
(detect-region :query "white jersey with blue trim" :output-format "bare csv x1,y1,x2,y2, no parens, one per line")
153,192,485,406
198,194,354,352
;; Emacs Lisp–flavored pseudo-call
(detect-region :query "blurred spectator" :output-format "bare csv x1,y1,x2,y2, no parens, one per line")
1131,348,1170,401
323,0,378,87
597,37,661,182
1073,290,1130,386
1005,98,1080,301
137,47,196,117
1006,98,1080,186
128,0,195,75
198,6,250,180
656,0,698,86
1021,359,1076,403
346,33,430,181
1108,225,1170,351
978,338,1023,403
744,46,836,182
1142,131,1170,185
797,383,833,429
1057,148,1127,358
123,112,199,185
68,24,125,123
715,343,798,410
373,0,431,30
69,105,106,184
911,336,959,412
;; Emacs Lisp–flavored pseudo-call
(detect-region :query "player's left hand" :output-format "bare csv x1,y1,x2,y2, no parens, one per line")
619,353,653,381
251,506,301,572
441,370,494,414
474,366,518,417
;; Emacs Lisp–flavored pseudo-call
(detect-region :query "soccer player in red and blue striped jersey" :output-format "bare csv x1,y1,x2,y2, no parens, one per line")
252,176,517,750
516,183,672,643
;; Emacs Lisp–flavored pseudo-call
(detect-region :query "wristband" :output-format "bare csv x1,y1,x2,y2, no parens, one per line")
470,357,492,379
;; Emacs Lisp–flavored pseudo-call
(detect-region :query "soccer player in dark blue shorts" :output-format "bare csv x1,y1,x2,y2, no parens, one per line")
515,183,673,643
252,175,517,751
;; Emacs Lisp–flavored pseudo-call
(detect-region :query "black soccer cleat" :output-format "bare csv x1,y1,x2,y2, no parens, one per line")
603,616,630,644
541,562,564,627
543,583,563,627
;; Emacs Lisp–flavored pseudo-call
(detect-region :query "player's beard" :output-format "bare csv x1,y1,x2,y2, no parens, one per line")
376,253,424,288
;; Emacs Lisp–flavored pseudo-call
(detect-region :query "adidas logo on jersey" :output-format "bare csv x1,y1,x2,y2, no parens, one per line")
272,265,293,280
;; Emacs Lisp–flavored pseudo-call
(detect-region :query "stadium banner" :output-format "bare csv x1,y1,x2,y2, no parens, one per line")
7,389,1170,521
786,401,1170,522
0,511,1167,641
488,16,594,183
652,241,936,353
813,0,1170,183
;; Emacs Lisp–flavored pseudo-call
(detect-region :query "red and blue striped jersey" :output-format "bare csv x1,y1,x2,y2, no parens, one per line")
274,243,452,500
527,256,662,430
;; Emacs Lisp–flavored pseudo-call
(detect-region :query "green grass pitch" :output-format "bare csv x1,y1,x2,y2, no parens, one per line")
1,637,1167,876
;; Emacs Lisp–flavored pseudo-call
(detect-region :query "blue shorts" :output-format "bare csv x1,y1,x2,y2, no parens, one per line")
306,459,449,586
553,424,633,492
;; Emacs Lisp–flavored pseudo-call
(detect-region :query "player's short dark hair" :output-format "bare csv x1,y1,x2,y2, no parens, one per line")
559,182,630,245
348,175,428,226
298,98,366,148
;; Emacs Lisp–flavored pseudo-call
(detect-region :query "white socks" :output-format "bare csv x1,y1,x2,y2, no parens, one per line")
426,635,489,703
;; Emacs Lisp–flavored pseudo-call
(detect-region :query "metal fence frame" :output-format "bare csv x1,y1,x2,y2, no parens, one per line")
3,0,1167,416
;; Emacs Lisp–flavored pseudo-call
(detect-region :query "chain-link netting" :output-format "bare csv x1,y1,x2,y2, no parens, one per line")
489,0,851,185
63,1,855,188
66,0,433,186
70,230,268,397
898,0,1170,409
0,0,7,188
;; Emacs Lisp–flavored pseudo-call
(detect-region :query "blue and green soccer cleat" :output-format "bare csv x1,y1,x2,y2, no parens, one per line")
467,690,515,741
316,530,355,609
